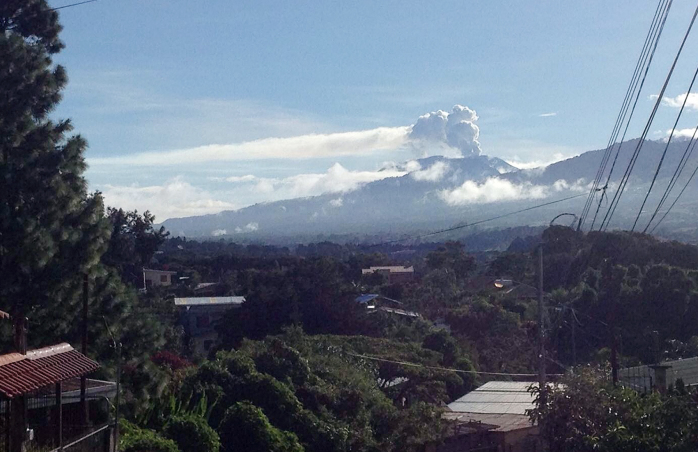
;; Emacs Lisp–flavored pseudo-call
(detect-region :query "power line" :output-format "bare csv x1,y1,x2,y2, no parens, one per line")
580,0,672,231
600,2,698,231
643,124,698,232
343,351,564,378
633,59,698,231
369,192,589,247
50,0,99,11
589,0,673,230
649,151,698,232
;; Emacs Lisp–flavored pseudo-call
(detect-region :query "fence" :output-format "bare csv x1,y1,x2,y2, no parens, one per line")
0,382,114,452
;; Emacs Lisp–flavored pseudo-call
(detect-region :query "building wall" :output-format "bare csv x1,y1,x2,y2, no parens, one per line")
144,271,174,288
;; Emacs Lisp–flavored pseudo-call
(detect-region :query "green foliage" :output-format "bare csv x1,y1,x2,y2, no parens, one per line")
218,402,304,452
530,367,698,452
178,331,446,452
103,208,169,286
163,414,220,452
120,420,180,452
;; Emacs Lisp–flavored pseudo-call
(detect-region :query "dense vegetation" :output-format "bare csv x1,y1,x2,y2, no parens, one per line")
7,2,698,451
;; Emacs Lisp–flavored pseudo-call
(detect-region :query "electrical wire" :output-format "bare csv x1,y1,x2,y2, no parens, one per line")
580,0,671,231
633,60,698,231
644,124,698,231
649,148,698,232
590,0,672,230
343,351,564,378
368,192,589,247
600,2,698,231
50,0,98,11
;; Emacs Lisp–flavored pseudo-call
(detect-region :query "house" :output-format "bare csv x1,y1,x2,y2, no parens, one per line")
143,268,177,288
355,294,421,318
620,356,698,392
0,343,116,452
361,266,415,284
174,296,246,355
437,381,540,452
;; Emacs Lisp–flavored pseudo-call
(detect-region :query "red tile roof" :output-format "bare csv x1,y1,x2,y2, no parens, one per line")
0,343,99,399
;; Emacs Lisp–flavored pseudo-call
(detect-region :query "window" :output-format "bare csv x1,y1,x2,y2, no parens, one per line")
160,274,168,283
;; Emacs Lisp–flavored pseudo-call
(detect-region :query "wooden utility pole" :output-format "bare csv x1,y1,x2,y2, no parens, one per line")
80,273,89,424
537,245,546,451
538,245,546,391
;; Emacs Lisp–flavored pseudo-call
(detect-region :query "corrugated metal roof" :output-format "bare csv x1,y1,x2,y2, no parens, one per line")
361,266,414,274
443,412,535,432
174,296,246,306
447,381,538,415
0,343,99,399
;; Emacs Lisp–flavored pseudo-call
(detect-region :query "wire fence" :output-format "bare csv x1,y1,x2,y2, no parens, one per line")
0,382,114,452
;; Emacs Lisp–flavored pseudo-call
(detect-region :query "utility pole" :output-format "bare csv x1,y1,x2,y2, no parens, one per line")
81,273,89,424
538,245,546,391
537,245,546,451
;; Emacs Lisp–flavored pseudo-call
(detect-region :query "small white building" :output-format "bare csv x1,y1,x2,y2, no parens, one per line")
143,268,177,288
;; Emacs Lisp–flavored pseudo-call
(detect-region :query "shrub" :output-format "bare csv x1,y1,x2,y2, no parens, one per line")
218,401,304,452
164,414,220,452
120,421,180,452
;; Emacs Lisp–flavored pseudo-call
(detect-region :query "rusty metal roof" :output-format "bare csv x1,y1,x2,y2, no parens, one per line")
0,343,99,399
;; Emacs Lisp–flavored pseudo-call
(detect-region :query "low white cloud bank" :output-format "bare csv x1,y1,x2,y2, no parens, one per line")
409,105,482,157
100,178,236,221
666,127,698,139
539,112,558,117
654,92,698,110
235,222,259,233
225,163,406,199
411,161,449,182
91,127,411,166
440,177,587,206
505,153,569,169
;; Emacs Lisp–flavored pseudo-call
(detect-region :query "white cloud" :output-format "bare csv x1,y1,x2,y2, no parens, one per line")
653,92,698,110
329,197,343,207
226,175,257,183
666,127,697,139
539,112,558,117
504,153,569,169
411,161,449,182
234,222,258,233
90,127,411,167
100,178,236,221
211,229,227,236
224,163,406,200
439,178,549,205
409,105,482,157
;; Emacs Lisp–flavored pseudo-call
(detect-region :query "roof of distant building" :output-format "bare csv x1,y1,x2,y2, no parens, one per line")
355,294,403,305
361,266,414,274
0,343,99,399
174,296,246,307
195,282,219,290
447,381,538,415
143,268,177,275
443,412,534,433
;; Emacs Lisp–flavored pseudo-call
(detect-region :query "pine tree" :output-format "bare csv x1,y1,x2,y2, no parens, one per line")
0,1,165,360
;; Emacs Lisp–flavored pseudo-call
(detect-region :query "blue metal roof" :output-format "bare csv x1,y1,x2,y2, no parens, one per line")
355,294,380,304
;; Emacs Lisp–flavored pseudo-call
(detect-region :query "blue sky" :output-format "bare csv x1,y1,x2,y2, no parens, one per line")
49,0,698,220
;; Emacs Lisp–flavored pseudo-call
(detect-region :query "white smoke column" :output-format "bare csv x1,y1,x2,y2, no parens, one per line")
409,105,482,157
